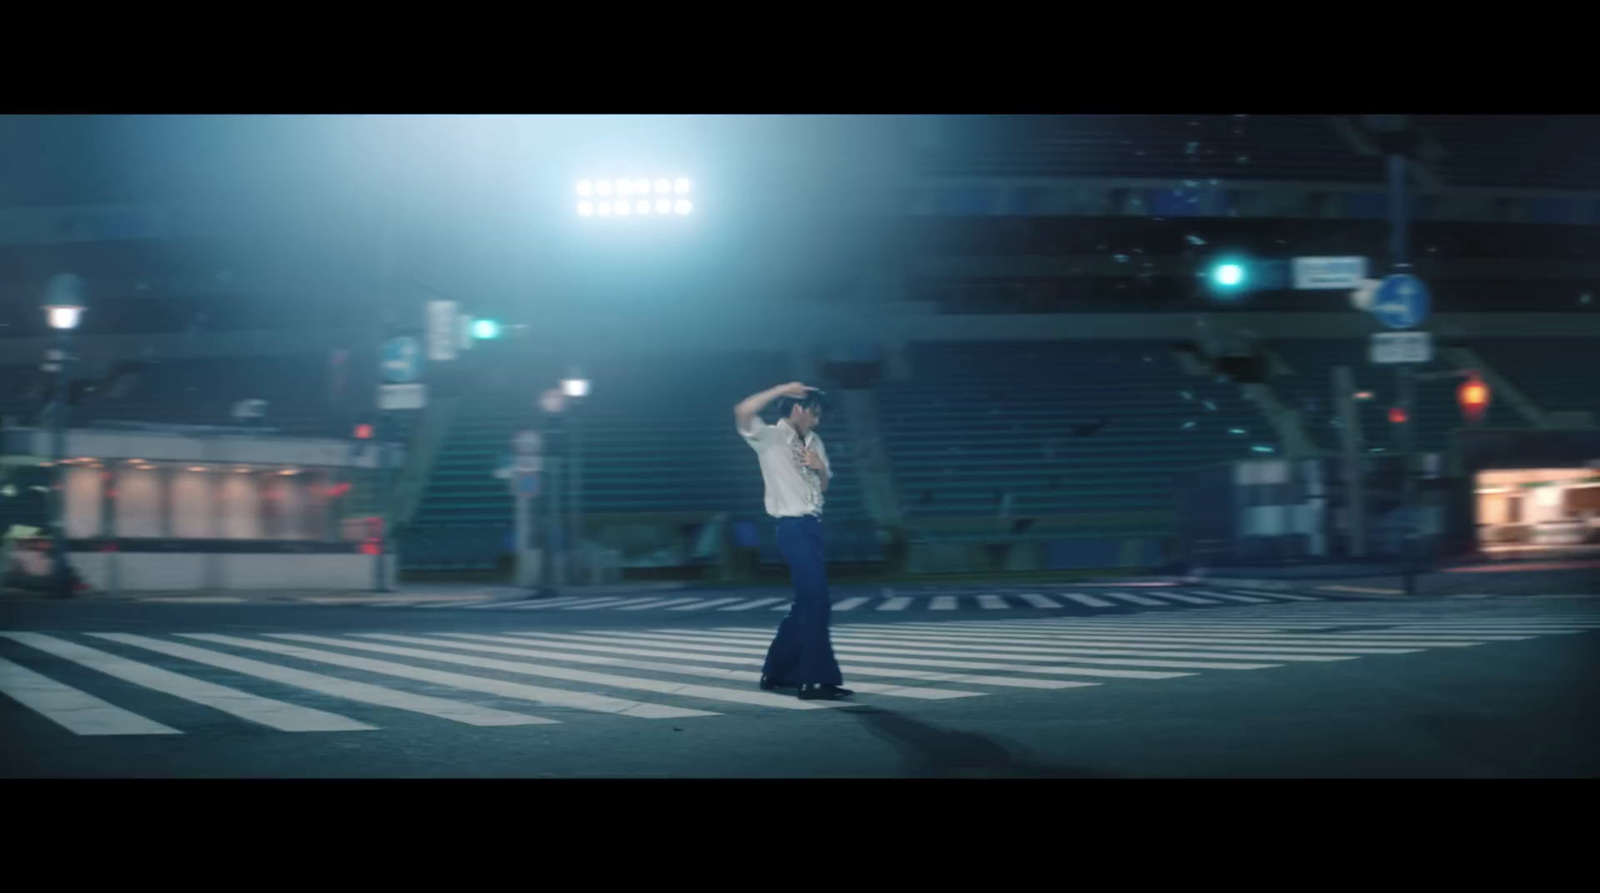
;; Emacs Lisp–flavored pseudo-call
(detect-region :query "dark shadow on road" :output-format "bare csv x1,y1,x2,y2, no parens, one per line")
842,706,1114,778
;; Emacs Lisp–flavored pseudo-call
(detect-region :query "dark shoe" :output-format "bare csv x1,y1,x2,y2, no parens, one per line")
759,675,796,692
797,683,854,701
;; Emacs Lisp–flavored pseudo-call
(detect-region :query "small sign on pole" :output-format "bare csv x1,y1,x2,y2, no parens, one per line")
377,383,428,410
1293,257,1368,290
426,301,459,361
514,430,543,456
1370,331,1433,364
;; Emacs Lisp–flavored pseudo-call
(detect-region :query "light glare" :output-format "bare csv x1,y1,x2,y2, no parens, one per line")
617,180,633,196
615,201,632,216
656,199,672,214
654,179,672,194
47,305,84,330
576,180,594,197
597,202,612,216
674,177,691,194
577,201,594,216
596,180,614,196
674,199,692,215
636,200,651,214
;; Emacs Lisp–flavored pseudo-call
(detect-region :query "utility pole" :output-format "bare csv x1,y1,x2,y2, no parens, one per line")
1388,153,1419,596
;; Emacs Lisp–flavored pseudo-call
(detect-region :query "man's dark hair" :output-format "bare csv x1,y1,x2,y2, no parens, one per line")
774,391,825,420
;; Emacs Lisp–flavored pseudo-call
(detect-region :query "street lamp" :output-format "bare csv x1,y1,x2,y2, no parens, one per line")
558,369,590,584
42,274,87,598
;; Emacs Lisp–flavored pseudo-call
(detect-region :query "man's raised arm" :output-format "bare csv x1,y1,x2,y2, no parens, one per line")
734,381,811,434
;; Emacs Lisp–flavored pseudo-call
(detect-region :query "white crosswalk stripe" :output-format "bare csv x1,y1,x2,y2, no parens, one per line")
90,633,553,727
719,597,787,611
1147,592,1218,605
667,598,747,611
373,584,1342,612
0,632,374,733
4,602,1591,739
182,634,705,719
1103,592,1167,607
0,654,181,736
616,597,705,611
416,633,980,701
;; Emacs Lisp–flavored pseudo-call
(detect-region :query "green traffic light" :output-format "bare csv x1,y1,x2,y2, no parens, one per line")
1212,263,1246,288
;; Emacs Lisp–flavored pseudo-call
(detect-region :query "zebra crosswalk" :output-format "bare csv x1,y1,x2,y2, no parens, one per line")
354,585,1342,613
4,602,1598,739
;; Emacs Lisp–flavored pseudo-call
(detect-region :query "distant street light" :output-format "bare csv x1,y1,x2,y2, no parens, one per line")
561,374,590,398
44,274,87,331
41,274,88,598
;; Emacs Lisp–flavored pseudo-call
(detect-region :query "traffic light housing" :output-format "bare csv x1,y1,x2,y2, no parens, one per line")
1202,257,1287,300
1458,373,1491,424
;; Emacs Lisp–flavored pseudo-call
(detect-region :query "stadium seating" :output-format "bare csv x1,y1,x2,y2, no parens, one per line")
408,350,871,570
915,115,1600,193
1,355,369,438
877,341,1272,542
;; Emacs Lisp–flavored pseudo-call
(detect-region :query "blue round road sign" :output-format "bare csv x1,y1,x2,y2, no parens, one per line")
1372,274,1431,329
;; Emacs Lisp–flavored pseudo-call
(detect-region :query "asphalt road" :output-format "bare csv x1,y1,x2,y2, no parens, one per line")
3,587,1597,778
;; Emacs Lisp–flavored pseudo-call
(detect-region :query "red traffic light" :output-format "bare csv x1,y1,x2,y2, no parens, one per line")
1459,373,1490,424
354,423,374,440
1388,406,1408,424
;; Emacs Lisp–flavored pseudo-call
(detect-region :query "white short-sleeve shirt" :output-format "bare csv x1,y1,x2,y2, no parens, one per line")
738,416,831,518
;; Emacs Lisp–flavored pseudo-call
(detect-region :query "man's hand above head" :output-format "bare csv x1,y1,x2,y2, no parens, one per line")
736,382,813,431
773,382,813,399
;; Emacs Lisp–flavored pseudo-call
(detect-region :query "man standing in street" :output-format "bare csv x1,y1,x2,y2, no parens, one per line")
735,381,852,701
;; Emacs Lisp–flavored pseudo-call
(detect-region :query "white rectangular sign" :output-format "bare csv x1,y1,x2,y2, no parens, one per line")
426,300,459,362
1294,256,1368,290
378,383,428,410
1370,331,1433,364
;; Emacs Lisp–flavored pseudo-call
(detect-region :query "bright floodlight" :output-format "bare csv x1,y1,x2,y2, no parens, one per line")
577,201,595,216
596,180,614,196
615,200,632,216
655,199,672,214
654,179,672,194
617,180,633,197
674,199,692,215
597,201,613,216
674,177,691,194
633,179,650,195
471,319,502,339
562,376,590,398
576,180,594,197
636,200,651,215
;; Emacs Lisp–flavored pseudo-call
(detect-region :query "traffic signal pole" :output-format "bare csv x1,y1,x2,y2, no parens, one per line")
1388,153,1419,596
